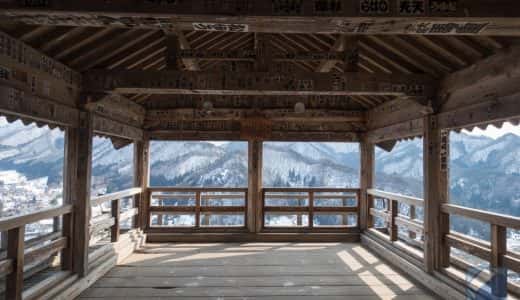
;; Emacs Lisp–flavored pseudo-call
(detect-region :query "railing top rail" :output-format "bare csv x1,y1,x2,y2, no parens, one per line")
148,187,248,192
0,204,73,232
367,189,424,207
263,187,360,193
442,203,520,230
91,187,142,206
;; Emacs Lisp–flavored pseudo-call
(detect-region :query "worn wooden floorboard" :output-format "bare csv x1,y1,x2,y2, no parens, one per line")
79,243,438,299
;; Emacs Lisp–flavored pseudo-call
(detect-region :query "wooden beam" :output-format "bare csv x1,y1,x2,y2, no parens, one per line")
85,93,145,127
83,70,436,97
176,49,349,62
0,30,80,107
316,35,359,73
439,45,520,112
422,116,450,273
248,140,262,233
438,92,520,130
6,227,24,300
0,83,79,127
92,115,144,141
144,95,362,110
133,142,147,229
69,113,93,277
175,31,200,71
360,138,374,231
2,1,520,35
368,97,432,130
146,108,365,122
366,118,423,143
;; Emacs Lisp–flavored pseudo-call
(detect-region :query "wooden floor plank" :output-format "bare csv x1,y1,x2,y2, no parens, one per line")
79,243,438,299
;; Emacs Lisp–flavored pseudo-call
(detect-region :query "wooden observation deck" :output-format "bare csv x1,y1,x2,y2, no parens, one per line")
0,0,520,299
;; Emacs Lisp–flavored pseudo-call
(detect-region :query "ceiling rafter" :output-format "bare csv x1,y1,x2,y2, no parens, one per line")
414,36,468,68
69,28,142,68
358,40,414,74
40,27,87,53
437,36,484,61
108,34,166,70
389,36,453,74
55,27,117,60
366,36,440,76
126,46,166,70
81,30,159,71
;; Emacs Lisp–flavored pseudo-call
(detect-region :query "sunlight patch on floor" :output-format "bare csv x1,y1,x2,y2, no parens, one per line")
164,251,259,262
375,264,414,291
352,246,379,265
358,270,397,299
337,250,363,271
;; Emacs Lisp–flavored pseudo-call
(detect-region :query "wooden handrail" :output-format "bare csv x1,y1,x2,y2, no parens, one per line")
0,205,73,232
263,188,359,229
91,187,142,206
367,189,424,208
149,187,248,192
148,187,248,228
0,258,13,277
264,187,359,193
441,203,520,230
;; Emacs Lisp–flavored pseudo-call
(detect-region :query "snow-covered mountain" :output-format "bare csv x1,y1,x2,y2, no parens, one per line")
0,118,519,236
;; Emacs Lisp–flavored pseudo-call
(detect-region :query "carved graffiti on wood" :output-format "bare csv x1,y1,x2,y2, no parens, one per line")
314,0,342,14
192,22,249,32
0,31,80,86
430,0,457,13
398,0,425,15
405,22,488,34
359,0,390,14
240,117,272,139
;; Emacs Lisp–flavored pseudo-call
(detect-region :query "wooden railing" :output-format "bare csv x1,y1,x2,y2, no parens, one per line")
262,188,360,232
367,189,425,256
0,205,73,300
441,203,520,297
90,187,142,243
0,187,143,300
367,189,520,298
148,187,248,231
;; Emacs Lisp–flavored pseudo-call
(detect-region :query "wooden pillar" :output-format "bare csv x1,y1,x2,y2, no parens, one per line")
423,115,450,273
0,201,7,250
490,224,507,297
65,112,93,277
111,199,120,242
6,226,24,300
134,140,150,230
248,140,262,233
165,33,180,70
360,138,375,231
389,199,398,241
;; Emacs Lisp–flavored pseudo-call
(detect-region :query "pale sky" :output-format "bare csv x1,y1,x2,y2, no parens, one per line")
462,122,520,139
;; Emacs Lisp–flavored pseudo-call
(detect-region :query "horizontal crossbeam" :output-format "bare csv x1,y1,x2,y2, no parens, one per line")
1,1,519,35
146,108,365,122
83,70,436,97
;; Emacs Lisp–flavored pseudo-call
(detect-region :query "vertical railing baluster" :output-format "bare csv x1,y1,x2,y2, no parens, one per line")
6,226,25,300
342,194,348,226
195,191,201,227
439,210,451,268
61,212,74,270
490,224,507,298
409,205,416,240
297,194,303,226
389,199,398,241
111,198,120,242
157,197,163,226
309,191,314,228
